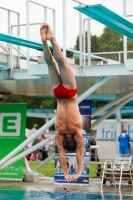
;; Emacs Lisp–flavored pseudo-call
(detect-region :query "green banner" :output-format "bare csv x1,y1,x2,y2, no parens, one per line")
0,103,27,180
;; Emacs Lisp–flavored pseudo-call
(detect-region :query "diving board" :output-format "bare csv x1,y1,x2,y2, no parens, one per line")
0,32,104,61
74,4,133,40
0,33,42,51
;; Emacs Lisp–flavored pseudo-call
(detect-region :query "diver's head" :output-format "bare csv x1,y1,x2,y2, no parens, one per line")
63,135,76,152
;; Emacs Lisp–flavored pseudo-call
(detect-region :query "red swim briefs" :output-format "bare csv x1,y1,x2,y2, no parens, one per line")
53,84,77,99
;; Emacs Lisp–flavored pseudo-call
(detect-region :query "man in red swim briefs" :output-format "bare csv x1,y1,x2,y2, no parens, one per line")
40,23,84,182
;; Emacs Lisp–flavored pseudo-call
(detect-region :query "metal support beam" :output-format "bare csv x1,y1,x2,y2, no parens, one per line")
116,108,121,154
62,0,66,59
46,113,49,133
123,0,127,63
24,157,32,173
92,89,133,118
0,135,55,170
26,0,30,67
83,18,91,66
78,76,111,103
79,3,82,66
87,19,91,66
92,96,133,129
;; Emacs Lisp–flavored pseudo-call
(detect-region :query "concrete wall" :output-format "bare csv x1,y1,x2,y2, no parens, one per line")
92,119,133,161
96,141,116,161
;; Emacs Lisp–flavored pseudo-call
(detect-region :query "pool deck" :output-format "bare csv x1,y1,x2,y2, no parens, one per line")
0,178,133,197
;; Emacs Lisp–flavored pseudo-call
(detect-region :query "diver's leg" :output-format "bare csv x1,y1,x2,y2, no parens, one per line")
44,23,76,89
40,23,61,89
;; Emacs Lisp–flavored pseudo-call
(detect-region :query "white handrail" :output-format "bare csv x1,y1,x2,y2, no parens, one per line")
26,0,56,72
29,0,55,11
71,0,87,6
0,6,19,14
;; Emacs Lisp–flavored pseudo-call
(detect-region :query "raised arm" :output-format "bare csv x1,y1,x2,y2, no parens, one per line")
56,134,74,182
74,131,84,181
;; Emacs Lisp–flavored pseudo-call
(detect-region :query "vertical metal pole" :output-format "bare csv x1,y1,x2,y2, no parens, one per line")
43,7,47,57
10,26,13,77
79,3,82,66
8,11,10,34
17,14,20,69
26,0,30,67
62,0,66,59
8,10,13,78
83,20,85,66
116,108,121,154
87,18,91,66
123,0,127,63
9,10,12,76
119,53,121,63
44,7,47,22
53,10,56,37
8,11,11,52
46,113,49,134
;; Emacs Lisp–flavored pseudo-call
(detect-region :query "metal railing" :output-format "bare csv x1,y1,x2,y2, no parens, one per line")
96,137,133,142
0,43,9,53
0,6,20,35
0,6,20,72
26,0,56,69
0,2,56,72
92,50,133,64
70,0,133,67
10,22,42,72
1,0,132,71
71,0,88,66
0,42,26,57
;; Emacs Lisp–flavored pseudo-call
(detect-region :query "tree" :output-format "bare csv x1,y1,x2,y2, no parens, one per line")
97,27,123,52
41,98,57,109
74,27,133,61
74,33,100,53
5,94,26,103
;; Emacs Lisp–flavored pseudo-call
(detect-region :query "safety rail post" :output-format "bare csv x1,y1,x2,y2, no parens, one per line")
62,0,66,58
123,0,127,63
83,18,91,66
11,22,42,74
26,0,56,69
71,0,88,66
17,13,20,69
0,6,20,74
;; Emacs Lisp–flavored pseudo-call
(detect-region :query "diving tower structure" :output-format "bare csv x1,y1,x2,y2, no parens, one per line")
74,3,133,71
0,0,133,170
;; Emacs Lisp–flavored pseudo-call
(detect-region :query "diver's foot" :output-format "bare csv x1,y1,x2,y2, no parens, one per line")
40,23,54,41
40,23,48,41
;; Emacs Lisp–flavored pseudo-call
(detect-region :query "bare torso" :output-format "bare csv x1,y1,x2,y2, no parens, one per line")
55,96,82,135
55,96,84,181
